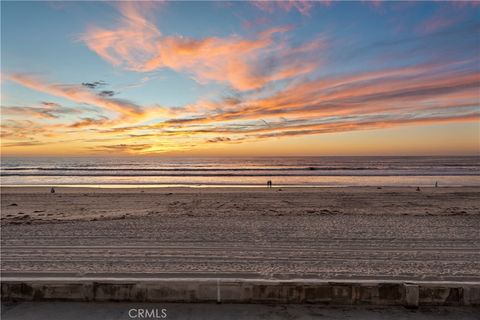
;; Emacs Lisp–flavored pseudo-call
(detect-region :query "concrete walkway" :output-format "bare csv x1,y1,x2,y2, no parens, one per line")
2,302,480,320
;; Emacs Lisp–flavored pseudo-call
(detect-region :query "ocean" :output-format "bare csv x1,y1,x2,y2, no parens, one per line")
1,156,479,187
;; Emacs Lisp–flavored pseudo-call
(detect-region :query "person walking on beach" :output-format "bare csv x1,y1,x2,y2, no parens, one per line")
267,180,272,188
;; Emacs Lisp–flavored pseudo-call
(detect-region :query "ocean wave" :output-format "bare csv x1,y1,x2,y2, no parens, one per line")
1,172,478,177
1,166,381,171
3,166,479,172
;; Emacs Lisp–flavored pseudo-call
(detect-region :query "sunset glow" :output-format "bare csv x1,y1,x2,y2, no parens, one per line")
1,1,479,156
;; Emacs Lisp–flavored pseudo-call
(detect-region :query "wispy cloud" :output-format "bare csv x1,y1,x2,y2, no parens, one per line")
250,1,328,16
2,1,478,155
93,62,480,149
4,57,478,154
158,61,479,128
81,80,107,89
68,116,110,129
1,101,80,119
80,2,324,91
417,7,466,35
7,73,143,118
1,119,62,140
207,136,232,143
6,73,178,128
92,143,153,152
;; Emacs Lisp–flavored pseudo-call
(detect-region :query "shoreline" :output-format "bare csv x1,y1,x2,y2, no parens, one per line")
3,174,478,189
2,184,480,191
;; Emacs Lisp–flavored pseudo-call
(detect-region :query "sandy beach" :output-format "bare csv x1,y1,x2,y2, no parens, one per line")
1,186,480,281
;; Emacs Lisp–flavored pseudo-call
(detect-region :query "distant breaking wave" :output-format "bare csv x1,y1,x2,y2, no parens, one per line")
1,156,478,186
1,172,479,177
2,166,382,171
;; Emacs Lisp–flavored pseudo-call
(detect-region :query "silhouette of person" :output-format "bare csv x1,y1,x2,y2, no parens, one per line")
50,187,55,193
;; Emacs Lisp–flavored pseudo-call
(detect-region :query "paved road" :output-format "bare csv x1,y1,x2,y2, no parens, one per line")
2,302,480,320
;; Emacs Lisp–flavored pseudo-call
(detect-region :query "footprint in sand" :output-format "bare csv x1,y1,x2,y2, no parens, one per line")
317,209,340,215
14,214,30,220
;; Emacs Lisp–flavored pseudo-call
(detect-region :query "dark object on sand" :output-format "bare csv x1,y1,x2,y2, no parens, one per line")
435,181,438,188
416,187,421,192
267,180,272,188
50,188,55,194
7,203,18,207
377,187,382,189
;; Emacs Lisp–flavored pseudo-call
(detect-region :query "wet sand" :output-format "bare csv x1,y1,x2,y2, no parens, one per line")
1,187,480,280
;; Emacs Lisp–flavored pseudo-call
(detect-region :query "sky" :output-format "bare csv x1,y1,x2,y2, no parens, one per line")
1,0,479,157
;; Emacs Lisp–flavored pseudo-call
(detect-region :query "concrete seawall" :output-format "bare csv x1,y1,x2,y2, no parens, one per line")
2,278,479,307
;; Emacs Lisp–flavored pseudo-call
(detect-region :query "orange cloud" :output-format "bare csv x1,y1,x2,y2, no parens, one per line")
80,2,323,90
7,73,142,118
155,62,479,130
1,119,63,142
5,73,181,128
3,59,478,155
81,2,162,69
1,101,79,119
68,117,110,128
250,113,480,140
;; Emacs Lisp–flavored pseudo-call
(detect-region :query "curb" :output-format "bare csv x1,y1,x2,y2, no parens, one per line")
2,278,480,306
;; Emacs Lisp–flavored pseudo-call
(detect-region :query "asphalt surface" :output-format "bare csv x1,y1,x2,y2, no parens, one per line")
2,302,480,320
